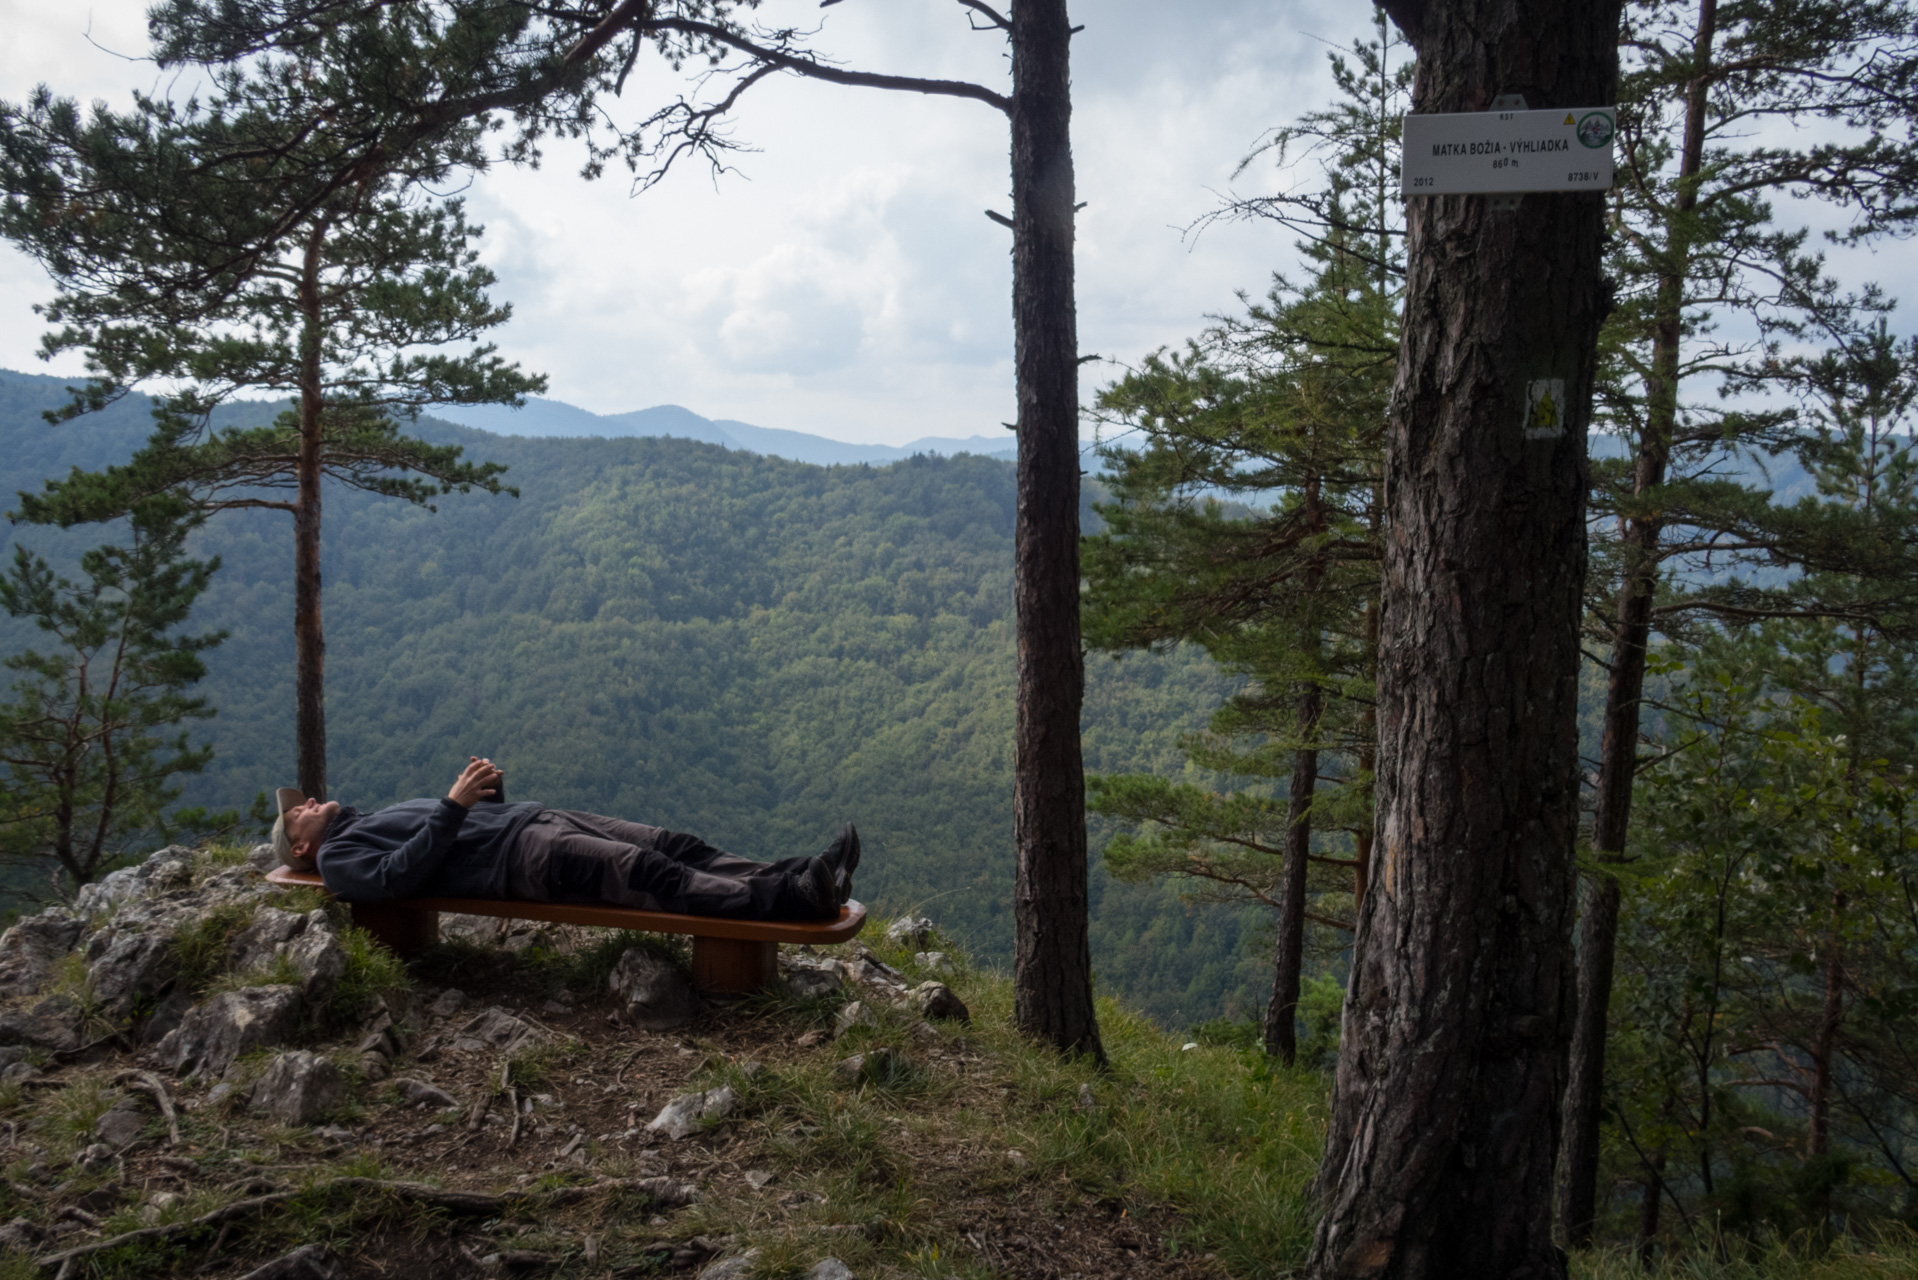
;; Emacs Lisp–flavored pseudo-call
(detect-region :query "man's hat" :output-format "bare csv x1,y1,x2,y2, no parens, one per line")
270,787,310,869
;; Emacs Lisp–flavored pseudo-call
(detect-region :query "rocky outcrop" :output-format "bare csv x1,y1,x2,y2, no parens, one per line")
606,948,702,1031
0,913,84,997
229,908,348,1006
0,996,85,1052
85,930,179,1024
72,845,197,916
157,985,304,1080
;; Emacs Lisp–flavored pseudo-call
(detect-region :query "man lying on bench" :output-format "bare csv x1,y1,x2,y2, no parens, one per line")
271,757,858,921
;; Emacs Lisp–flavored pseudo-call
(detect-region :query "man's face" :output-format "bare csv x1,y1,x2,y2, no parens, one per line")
282,797,340,856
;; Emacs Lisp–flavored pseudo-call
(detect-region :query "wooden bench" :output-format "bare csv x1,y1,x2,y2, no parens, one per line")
264,866,865,994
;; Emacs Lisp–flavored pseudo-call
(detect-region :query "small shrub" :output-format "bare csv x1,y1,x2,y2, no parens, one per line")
325,924,412,1023
170,901,258,996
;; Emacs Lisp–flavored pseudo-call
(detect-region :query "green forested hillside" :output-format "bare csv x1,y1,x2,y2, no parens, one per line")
0,368,1267,1025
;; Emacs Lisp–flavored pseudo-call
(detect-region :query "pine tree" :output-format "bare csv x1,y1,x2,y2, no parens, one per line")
1561,2,1918,1239
0,495,226,893
1,84,542,800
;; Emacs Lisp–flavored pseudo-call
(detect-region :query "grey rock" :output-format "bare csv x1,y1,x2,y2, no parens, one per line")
246,844,280,874
0,1062,39,1083
228,908,308,973
394,1078,457,1109
205,1082,243,1107
438,913,509,946
157,985,303,1079
0,995,85,1051
913,951,951,974
73,846,196,916
743,1169,775,1191
430,988,468,1018
0,911,84,997
86,929,178,1022
645,1086,736,1141
832,1000,879,1039
835,1047,908,1086
807,1261,856,1280
885,915,935,949
76,1141,116,1169
450,1007,545,1055
238,1243,340,1280
785,967,844,1001
94,1097,150,1148
281,915,347,1005
0,1217,48,1251
1076,1083,1098,1113
911,981,970,1024
142,987,196,1046
699,1250,760,1280
252,1051,345,1126
607,949,702,1031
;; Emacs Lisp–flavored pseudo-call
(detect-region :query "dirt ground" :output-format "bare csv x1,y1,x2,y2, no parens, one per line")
4,927,1233,1280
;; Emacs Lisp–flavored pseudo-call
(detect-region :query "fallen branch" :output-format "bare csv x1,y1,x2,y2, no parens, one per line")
114,1070,182,1145
35,1176,695,1270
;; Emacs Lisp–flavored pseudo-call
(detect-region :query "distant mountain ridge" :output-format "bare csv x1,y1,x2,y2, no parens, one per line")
434,396,1021,467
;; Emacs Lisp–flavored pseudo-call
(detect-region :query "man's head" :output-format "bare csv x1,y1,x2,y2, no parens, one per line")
270,788,341,872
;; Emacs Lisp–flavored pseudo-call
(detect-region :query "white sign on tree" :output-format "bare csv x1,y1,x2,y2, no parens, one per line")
1401,107,1616,195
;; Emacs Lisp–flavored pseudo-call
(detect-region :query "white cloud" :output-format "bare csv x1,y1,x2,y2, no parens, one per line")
10,2,1904,447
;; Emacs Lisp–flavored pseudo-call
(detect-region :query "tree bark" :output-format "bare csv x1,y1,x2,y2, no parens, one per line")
294,220,328,801
1558,0,1715,1241
1008,0,1101,1060
1266,686,1323,1063
1808,903,1845,1161
1309,1,1618,1274
1635,1151,1665,1265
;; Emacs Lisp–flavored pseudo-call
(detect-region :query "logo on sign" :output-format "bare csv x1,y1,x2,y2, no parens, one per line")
1577,112,1615,149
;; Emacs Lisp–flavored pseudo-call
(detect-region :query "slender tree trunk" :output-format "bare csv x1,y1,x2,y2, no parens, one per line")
1558,0,1716,1243
1807,901,1845,1163
1309,1,1618,1274
1266,684,1323,1062
1008,0,1100,1060
294,221,328,801
1635,1151,1665,1265
1268,480,1328,1062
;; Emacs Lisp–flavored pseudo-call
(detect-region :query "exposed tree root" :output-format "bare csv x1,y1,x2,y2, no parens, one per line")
35,1175,696,1270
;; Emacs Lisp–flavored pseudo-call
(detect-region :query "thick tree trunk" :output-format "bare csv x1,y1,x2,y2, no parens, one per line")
1308,1,1618,1274
294,222,328,801
1266,688,1323,1063
1008,0,1101,1060
1558,0,1715,1241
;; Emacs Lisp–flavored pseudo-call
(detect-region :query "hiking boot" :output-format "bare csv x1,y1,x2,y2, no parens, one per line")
822,823,860,904
788,855,839,920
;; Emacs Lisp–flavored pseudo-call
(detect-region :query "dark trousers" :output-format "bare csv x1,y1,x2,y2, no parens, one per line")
505,809,810,920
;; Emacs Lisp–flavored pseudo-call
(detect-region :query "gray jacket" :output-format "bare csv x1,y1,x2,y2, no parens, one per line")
315,798,543,901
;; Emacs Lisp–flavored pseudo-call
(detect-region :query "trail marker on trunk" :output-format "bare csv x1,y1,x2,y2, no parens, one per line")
1402,106,1615,195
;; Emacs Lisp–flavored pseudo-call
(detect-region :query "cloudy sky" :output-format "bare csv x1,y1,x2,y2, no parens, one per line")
0,0,1379,445
4,4,1911,446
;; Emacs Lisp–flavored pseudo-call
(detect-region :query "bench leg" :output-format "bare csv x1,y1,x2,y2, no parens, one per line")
350,903,440,957
691,937,777,994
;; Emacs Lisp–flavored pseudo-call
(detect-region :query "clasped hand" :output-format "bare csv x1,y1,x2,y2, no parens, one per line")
448,756,503,808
